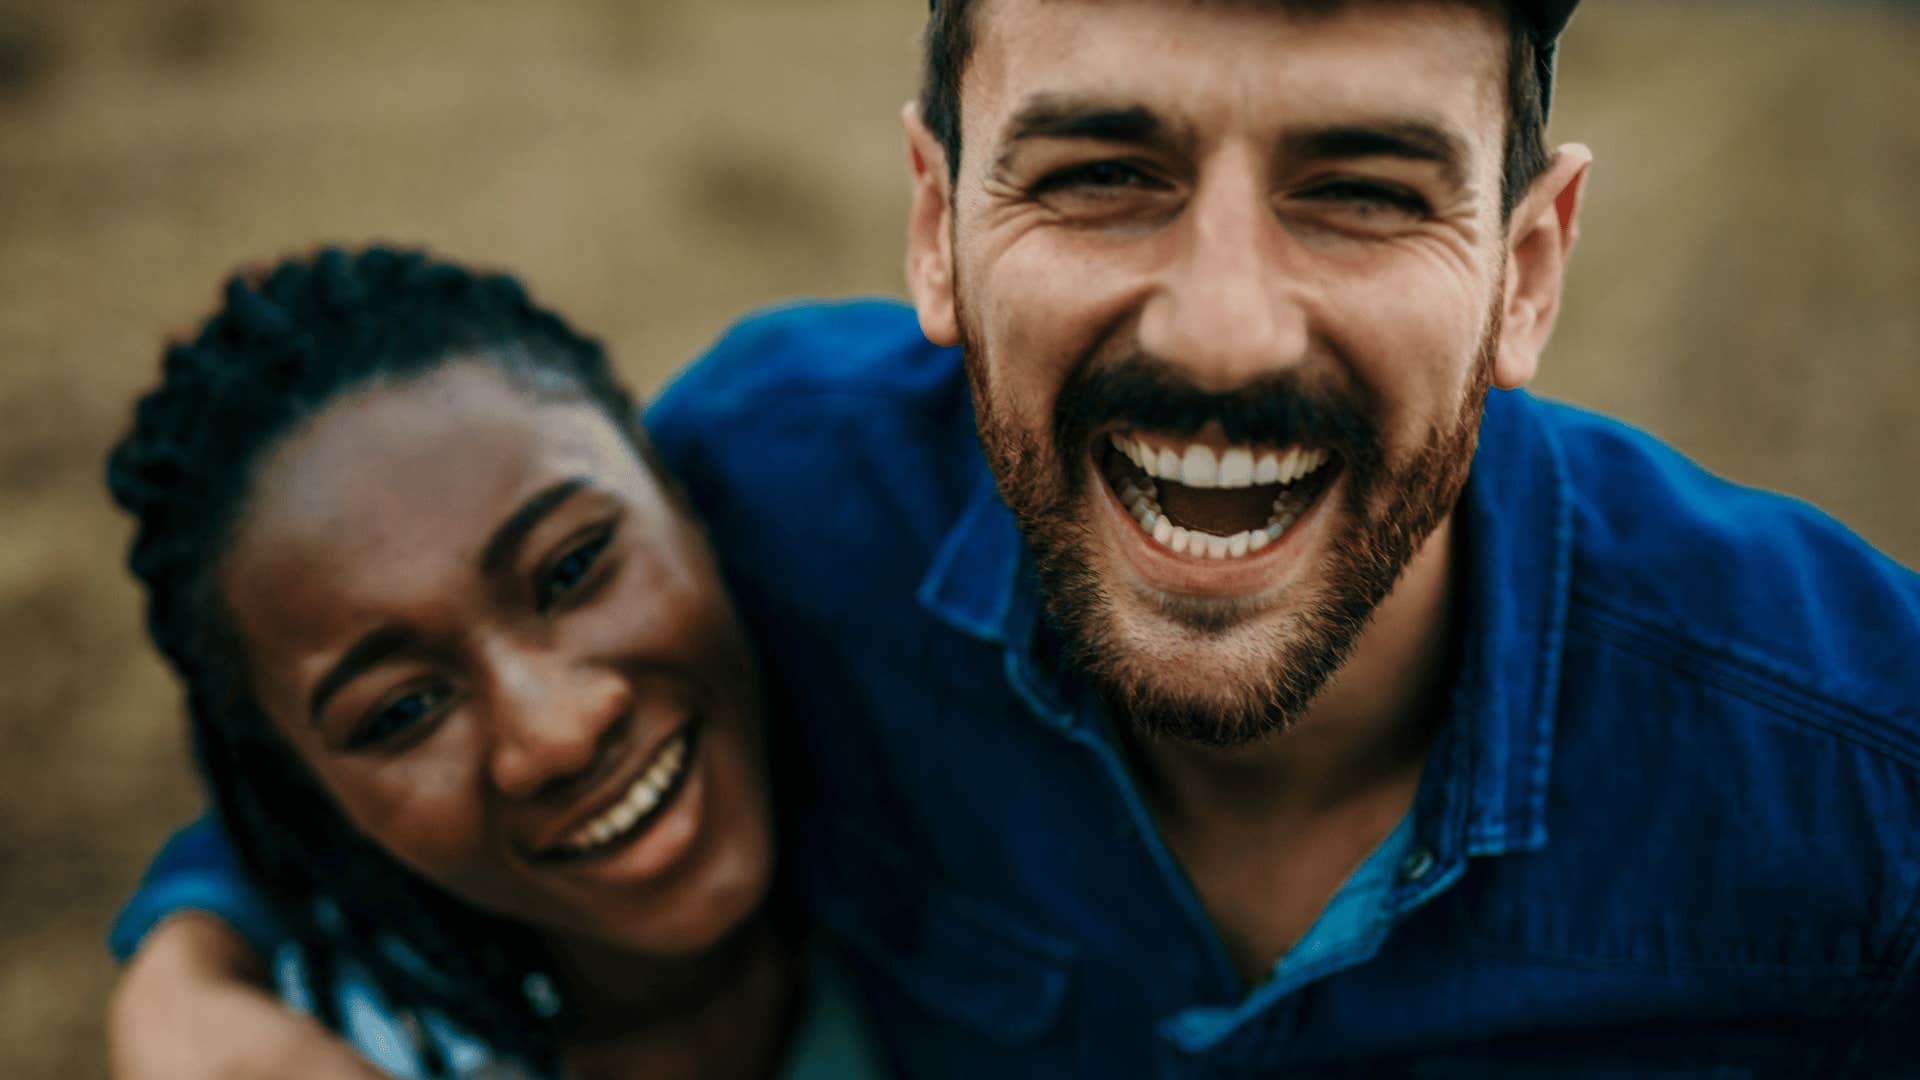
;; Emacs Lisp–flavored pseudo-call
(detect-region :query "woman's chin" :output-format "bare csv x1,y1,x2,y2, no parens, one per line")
562,802,777,961
628,852,773,957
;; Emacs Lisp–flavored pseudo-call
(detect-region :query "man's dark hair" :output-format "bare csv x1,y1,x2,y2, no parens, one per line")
920,0,1553,218
106,246,663,1077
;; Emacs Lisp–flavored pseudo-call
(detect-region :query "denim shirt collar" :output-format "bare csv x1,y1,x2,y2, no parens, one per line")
1448,388,1575,855
917,388,1573,858
915,464,1023,646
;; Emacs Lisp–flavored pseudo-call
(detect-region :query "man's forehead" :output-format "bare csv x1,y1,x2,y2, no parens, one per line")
966,0,1509,44
965,0,1508,145
953,0,1561,43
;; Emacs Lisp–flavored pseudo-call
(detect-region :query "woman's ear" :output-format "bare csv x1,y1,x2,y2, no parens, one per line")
1495,143,1592,390
902,100,960,348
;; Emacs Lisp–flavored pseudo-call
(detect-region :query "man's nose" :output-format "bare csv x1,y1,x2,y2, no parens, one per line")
484,645,631,801
1135,155,1311,390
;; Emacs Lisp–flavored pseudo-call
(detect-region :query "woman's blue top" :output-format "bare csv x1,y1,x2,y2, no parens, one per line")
271,921,890,1080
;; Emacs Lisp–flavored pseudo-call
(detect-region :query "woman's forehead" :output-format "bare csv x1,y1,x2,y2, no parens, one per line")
222,365,648,602
253,365,638,523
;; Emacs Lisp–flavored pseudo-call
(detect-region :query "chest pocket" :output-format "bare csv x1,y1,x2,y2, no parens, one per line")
807,814,1076,1060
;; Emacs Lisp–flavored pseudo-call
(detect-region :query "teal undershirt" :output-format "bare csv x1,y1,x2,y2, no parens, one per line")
1162,808,1418,1049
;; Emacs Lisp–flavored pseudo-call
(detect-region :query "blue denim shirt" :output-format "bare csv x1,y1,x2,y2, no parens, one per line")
116,300,1920,1077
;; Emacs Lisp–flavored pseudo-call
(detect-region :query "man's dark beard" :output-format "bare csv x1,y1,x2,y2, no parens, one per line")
961,306,1497,748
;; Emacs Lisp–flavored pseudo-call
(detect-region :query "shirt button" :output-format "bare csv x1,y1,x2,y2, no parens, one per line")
1398,845,1436,883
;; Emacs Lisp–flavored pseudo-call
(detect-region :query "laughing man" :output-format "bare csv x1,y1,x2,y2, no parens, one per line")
110,1,1920,1075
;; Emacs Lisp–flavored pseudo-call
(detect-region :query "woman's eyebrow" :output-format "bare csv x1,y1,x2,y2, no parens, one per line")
308,624,420,727
477,475,594,576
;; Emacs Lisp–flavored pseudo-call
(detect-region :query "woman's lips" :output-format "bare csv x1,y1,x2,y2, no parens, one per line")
531,718,701,863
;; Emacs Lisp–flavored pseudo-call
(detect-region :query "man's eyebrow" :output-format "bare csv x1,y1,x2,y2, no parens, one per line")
308,624,420,727
1283,119,1473,189
478,476,593,577
995,94,1187,164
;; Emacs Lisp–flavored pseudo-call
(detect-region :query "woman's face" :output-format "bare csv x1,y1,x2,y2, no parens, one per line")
218,361,772,958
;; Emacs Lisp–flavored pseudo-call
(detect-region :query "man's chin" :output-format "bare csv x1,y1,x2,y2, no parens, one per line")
1069,598,1342,748
1111,695,1301,749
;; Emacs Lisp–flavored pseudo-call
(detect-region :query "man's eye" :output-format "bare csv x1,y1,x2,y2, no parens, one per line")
537,528,613,612
1031,160,1163,197
352,685,450,750
1297,180,1431,218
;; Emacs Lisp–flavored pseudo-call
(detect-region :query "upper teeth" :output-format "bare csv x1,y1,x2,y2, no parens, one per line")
1111,434,1329,489
557,732,690,854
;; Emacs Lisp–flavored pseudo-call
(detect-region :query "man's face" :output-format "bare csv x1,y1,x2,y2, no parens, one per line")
931,0,1520,744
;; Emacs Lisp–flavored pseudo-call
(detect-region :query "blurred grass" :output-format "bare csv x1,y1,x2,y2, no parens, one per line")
0,2,1913,1076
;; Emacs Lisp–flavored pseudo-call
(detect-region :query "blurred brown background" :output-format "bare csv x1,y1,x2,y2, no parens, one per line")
0,1,1914,1075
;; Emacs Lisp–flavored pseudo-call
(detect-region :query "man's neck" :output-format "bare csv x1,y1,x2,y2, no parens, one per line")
1127,519,1459,983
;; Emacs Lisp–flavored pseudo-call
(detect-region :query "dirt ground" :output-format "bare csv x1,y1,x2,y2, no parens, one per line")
0,1,1914,1075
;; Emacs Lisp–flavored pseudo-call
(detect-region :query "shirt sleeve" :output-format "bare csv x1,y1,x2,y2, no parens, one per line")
107,814,286,964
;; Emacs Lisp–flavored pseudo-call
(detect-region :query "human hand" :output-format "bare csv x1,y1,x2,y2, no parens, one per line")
108,912,385,1080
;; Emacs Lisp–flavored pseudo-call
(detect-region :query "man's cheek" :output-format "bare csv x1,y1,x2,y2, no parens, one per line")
1322,307,1479,429
975,352,1067,458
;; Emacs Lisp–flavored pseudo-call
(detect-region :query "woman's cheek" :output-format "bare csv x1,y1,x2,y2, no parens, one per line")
331,751,486,871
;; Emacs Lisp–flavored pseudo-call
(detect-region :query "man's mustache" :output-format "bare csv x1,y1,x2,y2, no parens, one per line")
1053,353,1382,462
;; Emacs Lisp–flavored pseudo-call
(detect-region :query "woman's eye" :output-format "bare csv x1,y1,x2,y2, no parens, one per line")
537,528,613,611
351,685,449,750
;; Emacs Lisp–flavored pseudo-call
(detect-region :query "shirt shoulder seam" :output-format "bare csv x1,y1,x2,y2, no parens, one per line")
1567,591,1920,772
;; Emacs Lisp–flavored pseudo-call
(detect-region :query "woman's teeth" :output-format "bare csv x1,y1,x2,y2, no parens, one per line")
555,731,691,856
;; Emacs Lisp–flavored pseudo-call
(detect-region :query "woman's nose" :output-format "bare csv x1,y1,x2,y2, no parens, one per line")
483,647,631,801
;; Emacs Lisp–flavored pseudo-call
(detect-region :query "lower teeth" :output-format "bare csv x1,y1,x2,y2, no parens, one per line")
1115,476,1305,560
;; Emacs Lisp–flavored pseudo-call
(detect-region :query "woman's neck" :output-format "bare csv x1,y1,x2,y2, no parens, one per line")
551,911,802,1080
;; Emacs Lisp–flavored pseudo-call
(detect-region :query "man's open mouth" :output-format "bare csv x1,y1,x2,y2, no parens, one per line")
1100,430,1341,559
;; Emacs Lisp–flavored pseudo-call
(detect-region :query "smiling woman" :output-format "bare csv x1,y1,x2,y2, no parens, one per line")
103,248,886,1079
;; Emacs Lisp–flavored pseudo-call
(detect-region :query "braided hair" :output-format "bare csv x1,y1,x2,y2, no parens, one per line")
106,246,665,1077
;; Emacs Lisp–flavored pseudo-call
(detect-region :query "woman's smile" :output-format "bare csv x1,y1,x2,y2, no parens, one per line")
535,718,701,863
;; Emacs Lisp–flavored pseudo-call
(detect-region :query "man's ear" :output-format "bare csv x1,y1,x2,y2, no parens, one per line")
1495,143,1592,390
902,100,960,347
